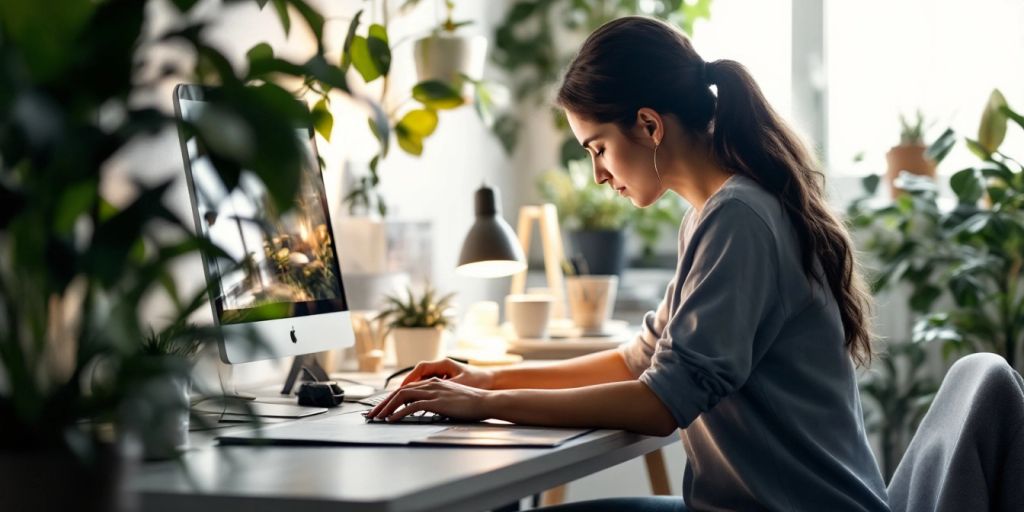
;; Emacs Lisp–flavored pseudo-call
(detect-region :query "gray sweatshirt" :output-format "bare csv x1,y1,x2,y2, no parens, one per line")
620,174,890,511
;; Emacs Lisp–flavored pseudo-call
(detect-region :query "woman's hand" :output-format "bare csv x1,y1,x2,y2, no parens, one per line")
400,358,494,389
367,378,493,422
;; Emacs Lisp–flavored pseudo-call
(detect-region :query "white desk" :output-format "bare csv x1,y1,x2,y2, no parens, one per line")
131,404,677,512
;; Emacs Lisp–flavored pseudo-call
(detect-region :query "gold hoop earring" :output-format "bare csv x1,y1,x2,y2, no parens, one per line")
653,143,662,185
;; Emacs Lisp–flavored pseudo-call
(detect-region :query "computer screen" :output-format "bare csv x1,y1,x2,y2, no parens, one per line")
173,84,355,364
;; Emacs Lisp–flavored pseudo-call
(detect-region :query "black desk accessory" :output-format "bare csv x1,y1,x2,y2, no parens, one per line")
297,381,345,407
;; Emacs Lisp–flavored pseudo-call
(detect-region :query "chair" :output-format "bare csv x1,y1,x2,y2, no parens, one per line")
887,353,1024,511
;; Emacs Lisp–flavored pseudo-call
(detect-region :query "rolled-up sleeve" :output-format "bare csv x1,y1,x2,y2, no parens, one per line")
639,199,779,428
619,279,675,378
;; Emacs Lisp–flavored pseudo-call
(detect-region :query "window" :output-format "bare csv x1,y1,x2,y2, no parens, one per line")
825,0,1024,175
693,0,794,120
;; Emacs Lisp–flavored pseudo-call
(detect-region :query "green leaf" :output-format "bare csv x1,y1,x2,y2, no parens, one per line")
397,109,438,138
395,124,424,156
1002,105,1024,132
472,81,495,127
312,98,333,141
54,179,97,234
861,174,881,195
978,89,1008,154
909,284,942,313
412,80,464,110
271,0,290,35
368,117,389,156
350,35,391,83
925,128,956,164
303,54,349,92
340,10,362,71
349,25,390,83
950,168,984,204
171,0,201,13
246,42,274,63
966,138,991,160
287,0,325,43
368,23,389,44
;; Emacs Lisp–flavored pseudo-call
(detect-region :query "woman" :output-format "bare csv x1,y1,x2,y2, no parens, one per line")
368,16,889,511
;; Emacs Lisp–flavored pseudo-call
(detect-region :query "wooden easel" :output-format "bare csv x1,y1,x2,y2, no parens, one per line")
509,204,568,320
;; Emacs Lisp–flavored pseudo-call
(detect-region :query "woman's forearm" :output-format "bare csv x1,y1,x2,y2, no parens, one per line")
483,380,678,437
490,349,636,390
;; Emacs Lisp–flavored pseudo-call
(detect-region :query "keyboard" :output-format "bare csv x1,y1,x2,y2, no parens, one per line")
357,392,453,423
362,410,453,424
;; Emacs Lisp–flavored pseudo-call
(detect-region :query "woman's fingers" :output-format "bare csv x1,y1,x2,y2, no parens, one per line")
370,387,435,419
385,399,441,422
400,359,455,387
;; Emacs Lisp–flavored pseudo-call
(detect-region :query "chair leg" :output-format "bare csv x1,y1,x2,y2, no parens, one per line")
644,448,672,495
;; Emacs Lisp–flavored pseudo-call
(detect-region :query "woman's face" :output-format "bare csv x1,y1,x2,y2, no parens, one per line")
565,111,664,208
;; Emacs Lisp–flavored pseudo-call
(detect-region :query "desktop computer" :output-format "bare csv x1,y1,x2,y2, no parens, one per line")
173,84,356,410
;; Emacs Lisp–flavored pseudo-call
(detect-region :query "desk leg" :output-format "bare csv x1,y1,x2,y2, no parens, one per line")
644,448,672,495
539,485,568,506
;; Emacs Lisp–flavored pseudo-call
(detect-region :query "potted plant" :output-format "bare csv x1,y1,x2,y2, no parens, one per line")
885,110,937,197
0,0,357,508
538,159,633,275
413,1,488,97
337,4,500,217
848,88,1024,371
135,323,211,460
377,285,456,368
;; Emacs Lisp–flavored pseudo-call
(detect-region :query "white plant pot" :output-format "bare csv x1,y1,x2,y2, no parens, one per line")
413,34,488,94
392,327,445,369
141,376,190,460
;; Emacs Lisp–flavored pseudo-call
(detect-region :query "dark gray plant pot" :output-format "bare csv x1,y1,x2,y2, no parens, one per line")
0,444,136,511
569,229,626,276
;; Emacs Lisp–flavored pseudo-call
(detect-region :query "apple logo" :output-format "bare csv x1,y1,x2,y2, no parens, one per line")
290,327,297,343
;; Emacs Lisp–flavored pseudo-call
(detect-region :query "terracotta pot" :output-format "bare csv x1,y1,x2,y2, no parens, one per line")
886,144,936,198
392,327,444,368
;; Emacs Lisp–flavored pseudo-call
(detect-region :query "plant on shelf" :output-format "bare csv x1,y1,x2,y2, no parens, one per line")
885,109,938,197
538,158,633,275
0,0,359,507
848,88,1024,371
376,285,456,368
336,1,503,217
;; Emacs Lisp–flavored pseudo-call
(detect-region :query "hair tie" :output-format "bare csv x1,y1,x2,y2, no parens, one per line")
699,60,711,86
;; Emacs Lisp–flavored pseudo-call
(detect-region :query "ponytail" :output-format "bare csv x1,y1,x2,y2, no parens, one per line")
707,60,874,366
558,17,875,366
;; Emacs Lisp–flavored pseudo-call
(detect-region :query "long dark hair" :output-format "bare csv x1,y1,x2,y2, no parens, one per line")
557,16,874,366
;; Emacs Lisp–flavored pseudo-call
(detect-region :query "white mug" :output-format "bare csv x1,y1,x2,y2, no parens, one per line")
505,294,554,340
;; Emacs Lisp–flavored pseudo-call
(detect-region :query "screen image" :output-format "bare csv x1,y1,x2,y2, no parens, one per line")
178,97,347,324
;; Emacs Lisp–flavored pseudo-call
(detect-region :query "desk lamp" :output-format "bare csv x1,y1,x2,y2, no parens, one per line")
456,185,527,278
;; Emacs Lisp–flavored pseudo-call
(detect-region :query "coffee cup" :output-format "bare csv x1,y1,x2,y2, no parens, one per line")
504,294,554,340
